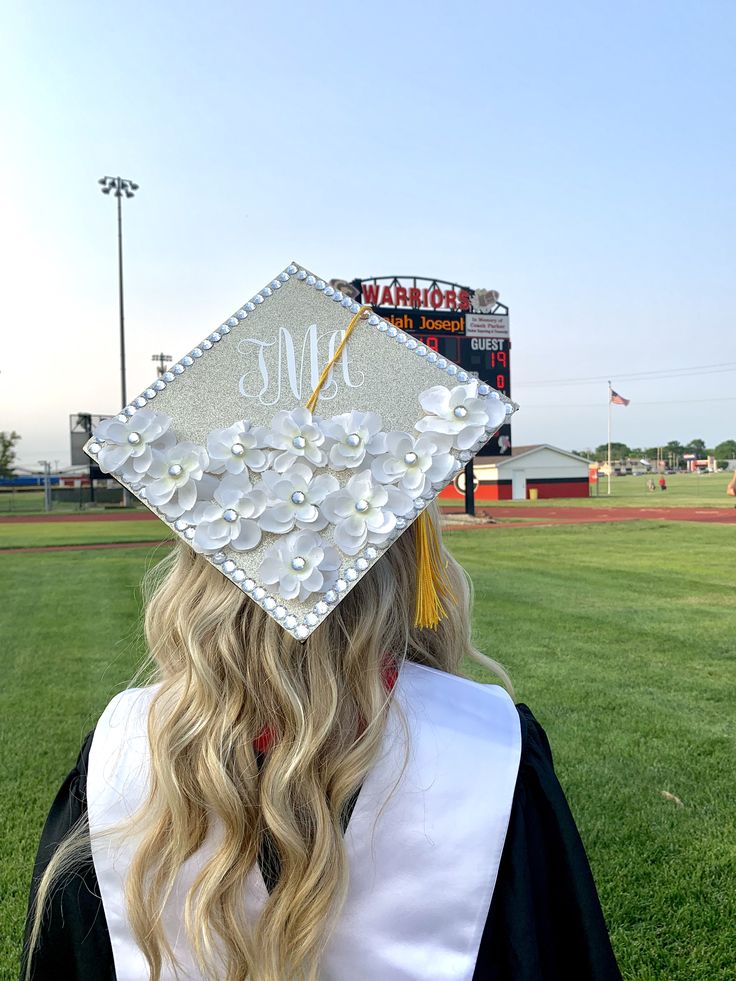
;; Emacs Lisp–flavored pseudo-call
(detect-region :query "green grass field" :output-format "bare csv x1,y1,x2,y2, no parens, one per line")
2,520,735,979
0,520,168,549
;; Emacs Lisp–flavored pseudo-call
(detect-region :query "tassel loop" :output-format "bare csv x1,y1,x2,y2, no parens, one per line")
306,305,371,413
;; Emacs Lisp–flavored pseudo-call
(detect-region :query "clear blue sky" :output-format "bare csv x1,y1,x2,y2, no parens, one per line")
2,0,735,469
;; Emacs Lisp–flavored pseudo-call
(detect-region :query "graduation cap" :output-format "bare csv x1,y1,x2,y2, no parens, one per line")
85,262,517,640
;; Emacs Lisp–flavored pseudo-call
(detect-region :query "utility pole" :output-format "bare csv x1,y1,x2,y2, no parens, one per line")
99,176,139,508
152,352,172,378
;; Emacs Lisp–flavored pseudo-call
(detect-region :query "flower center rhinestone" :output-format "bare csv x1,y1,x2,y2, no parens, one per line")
231,442,245,456
355,498,370,513
346,432,362,448
291,555,307,571
292,435,307,449
403,451,418,465
291,491,306,505
127,432,142,445
453,405,469,419
168,464,183,477
222,508,238,523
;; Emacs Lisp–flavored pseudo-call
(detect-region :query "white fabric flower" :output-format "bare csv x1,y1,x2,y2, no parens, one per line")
415,383,504,450
206,420,270,476
259,463,339,534
371,432,455,496
190,473,267,554
259,530,340,602
144,441,209,518
320,470,412,555
321,410,384,470
93,410,174,477
266,408,328,472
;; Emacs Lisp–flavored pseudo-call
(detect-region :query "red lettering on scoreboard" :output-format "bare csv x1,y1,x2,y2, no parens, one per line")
361,283,473,311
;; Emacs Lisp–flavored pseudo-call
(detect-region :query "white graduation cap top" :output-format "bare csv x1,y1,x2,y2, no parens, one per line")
85,262,517,639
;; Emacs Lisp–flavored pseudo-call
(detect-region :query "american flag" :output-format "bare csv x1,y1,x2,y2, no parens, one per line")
610,389,630,406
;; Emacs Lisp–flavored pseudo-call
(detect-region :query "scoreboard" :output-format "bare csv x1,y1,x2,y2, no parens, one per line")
350,277,512,457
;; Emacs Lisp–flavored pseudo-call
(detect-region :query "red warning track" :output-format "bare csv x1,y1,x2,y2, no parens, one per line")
2,540,170,554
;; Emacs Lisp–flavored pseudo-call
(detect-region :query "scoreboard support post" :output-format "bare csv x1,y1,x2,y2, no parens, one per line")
464,461,475,516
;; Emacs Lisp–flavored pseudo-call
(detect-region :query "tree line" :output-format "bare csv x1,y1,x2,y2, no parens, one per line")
572,439,736,465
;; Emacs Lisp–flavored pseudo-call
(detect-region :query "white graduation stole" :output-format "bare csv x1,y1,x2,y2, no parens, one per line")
88,661,521,981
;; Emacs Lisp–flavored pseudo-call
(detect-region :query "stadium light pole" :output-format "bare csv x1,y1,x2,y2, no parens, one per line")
99,176,139,508
98,176,139,411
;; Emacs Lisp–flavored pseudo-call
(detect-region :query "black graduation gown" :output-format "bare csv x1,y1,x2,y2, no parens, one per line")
20,705,621,980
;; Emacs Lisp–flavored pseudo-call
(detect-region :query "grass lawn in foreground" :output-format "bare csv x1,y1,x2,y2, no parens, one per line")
2,522,735,980
0,520,169,550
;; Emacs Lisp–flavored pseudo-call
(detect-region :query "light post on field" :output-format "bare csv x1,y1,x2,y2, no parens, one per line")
99,175,139,507
38,460,52,513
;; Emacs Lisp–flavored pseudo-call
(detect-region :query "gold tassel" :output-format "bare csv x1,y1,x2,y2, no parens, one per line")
414,509,457,630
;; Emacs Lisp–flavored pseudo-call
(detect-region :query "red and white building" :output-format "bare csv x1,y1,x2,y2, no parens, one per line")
440,444,591,502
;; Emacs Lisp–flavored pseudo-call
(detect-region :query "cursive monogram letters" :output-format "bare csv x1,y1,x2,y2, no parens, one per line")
238,324,365,406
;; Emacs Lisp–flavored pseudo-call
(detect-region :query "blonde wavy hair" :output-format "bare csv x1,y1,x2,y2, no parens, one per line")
25,503,510,981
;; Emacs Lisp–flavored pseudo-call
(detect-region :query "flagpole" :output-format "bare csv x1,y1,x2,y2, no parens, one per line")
607,380,612,496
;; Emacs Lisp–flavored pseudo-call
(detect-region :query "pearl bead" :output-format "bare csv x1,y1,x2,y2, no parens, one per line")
355,499,370,513
291,555,307,571
292,435,306,449
345,432,362,448
291,490,306,505
168,464,183,477
453,406,469,419
403,451,418,465
127,432,141,445
231,442,245,456
222,508,238,523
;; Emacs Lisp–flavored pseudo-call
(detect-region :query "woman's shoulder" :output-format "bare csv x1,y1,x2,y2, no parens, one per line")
399,662,522,761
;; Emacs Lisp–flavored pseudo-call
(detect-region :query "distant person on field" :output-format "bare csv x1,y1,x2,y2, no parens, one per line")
727,472,736,506
658,475,667,491
647,478,656,492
